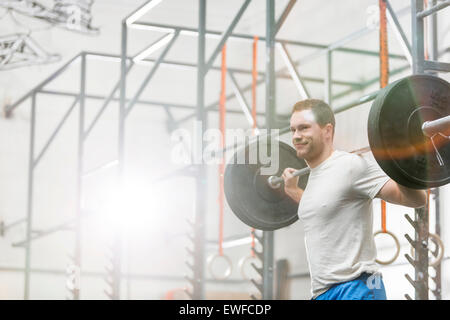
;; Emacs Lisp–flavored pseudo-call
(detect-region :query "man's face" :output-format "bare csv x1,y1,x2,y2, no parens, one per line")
290,110,327,160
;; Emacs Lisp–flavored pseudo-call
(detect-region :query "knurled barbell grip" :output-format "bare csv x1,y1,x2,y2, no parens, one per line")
267,167,311,189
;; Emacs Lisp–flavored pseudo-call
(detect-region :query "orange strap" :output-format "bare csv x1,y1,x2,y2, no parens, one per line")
252,36,258,134
379,0,389,89
424,0,429,60
250,36,259,257
379,0,389,233
381,200,387,233
218,44,227,256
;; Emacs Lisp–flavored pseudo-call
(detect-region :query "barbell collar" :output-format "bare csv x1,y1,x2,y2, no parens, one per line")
422,114,450,137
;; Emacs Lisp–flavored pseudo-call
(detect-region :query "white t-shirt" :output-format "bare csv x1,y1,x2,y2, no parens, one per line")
297,150,390,298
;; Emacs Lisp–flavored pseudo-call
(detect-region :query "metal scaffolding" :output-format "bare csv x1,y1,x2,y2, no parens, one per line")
2,0,447,300
403,0,449,301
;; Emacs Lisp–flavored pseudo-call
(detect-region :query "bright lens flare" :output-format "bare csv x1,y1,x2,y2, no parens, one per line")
95,179,163,236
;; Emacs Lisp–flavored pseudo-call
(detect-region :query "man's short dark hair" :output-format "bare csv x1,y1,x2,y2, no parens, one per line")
291,99,335,133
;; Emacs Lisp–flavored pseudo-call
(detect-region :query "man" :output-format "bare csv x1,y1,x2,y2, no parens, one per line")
281,99,427,300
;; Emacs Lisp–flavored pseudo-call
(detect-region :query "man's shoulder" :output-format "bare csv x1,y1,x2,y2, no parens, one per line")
332,150,369,171
332,149,365,162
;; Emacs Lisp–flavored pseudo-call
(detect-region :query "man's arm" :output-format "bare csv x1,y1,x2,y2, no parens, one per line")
285,186,303,203
282,168,303,203
376,179,427,208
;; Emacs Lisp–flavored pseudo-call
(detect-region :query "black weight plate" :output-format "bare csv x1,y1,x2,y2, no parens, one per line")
368,75,450,189
224,138,308,231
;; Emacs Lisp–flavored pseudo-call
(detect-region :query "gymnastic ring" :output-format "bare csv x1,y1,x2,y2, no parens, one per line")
410,233,445,267
373,230,401,265
207,253,233,280
238,255,260,280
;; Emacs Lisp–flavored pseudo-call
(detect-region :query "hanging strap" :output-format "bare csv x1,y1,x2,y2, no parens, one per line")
218,44,227,256
250,36,259,256
424,0,429,60
379,0,389,88
379,0,389,233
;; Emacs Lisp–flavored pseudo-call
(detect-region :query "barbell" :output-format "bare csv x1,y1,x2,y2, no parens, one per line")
224,74,450,231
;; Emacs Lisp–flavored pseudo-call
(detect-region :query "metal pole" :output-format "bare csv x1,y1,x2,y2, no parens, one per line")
430,0,441,300
72,52,86,300
24,92,36,300
111,20,128,301
324,50,332,104
433,188,442,299
414,206,429,300
429,0,438,76
192,0,207,300
262,0,276,300
416,0,450,18
411,0,425,74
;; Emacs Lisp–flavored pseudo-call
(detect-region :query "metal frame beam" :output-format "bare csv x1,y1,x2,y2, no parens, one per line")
275,0,297,35
386,0,413,66
276,42,309,99
12,220,75,247
5,54,80,116
424,60,450,72
228,72,257,128
125,30,180,117
33,97,79,168
416,0,450,18
205,0,252,73
84,62,134,140
130,21,408,60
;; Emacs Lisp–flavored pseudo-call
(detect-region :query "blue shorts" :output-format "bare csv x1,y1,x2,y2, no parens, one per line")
314,272,387,300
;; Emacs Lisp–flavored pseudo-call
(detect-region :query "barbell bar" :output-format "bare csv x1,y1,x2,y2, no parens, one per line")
421,115,450,138
224,74,450,231
267,113,450,189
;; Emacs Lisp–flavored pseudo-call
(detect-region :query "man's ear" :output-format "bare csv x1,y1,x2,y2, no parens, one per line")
325,123,333,138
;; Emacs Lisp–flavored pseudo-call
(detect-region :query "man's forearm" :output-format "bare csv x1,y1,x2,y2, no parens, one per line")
285,187,303,203
397,184,427,208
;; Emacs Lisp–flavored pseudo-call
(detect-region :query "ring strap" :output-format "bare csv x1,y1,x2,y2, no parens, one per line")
250,36,258,256
218,44,227,256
